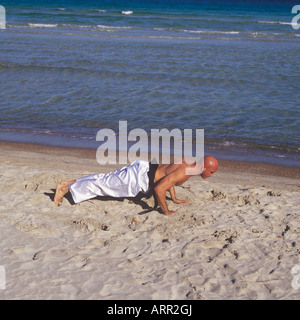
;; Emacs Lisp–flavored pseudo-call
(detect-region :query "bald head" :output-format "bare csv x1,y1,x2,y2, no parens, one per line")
201,155,218,179
204,155,218,170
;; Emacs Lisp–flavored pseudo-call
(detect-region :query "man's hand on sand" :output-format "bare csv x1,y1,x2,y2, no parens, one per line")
173,199,189,204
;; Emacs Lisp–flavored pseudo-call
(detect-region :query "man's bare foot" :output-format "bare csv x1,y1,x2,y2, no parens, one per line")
54,181,70,206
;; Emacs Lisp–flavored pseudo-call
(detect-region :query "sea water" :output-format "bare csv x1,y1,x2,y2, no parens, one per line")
0,0,299,166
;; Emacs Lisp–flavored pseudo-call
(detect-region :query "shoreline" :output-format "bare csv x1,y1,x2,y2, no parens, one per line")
1,127,300,169
1,139,300,180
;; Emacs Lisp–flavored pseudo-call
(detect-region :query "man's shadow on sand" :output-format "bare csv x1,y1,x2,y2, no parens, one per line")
45,189,164,215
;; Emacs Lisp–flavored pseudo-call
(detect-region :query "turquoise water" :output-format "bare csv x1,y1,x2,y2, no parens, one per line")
0,0,300,166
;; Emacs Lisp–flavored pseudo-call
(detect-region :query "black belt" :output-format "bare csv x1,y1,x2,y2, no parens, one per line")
137,162,159,214
147,162,159,193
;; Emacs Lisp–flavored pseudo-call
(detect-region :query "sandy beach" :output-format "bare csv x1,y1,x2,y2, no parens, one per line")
0,140,299,300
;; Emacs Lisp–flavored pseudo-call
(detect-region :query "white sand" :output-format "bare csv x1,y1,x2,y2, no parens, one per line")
0,142,299,300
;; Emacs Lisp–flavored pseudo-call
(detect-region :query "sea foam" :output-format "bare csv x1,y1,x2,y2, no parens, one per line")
121,11,133,15
28,23,58,28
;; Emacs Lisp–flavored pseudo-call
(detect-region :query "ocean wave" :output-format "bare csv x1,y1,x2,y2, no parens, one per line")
258,21,292,25
221,141,236,147
248,31,278,37
97,25,133,30
89,9,107,13
62,24,92,29
23,22,134,32
5,22,299,42
206,139,300,157
0,126,95,141
28,23,58,28
121,11,133,15
154,27,240,35
182,29,239,35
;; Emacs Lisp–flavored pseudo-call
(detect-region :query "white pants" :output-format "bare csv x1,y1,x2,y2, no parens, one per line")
69,160,150,203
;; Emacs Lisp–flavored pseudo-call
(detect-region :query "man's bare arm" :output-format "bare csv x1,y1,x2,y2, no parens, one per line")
154,167,189,215
168,186,189,204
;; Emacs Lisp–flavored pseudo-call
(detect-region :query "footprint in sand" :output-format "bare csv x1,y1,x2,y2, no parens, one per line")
9,246,38,261
15,220,62,238
71,218,110,233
